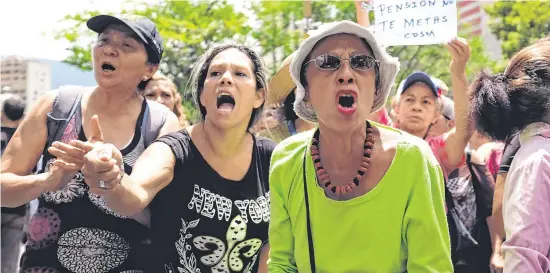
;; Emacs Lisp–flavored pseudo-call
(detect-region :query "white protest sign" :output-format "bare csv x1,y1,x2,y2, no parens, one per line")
373,0,457,46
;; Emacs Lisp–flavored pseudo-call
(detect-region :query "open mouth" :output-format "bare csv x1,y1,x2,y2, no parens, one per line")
101,62,116,72
338,94,355,108
216,92,235,112
337,92,357,115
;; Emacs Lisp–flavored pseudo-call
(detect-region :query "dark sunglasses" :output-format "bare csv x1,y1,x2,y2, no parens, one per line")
305,54,379,71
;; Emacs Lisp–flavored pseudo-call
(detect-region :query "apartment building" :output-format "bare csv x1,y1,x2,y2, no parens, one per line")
458,0,502,60
1,56,52,110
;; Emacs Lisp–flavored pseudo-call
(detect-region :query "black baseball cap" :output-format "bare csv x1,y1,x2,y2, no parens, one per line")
400,71,440,98
87,14,164,64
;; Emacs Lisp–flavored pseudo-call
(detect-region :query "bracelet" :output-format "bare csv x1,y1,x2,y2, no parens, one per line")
361,1,374,12
118,161,125,184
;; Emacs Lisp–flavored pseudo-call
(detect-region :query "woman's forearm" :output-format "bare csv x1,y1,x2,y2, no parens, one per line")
1,173,48,207
101,174,152,217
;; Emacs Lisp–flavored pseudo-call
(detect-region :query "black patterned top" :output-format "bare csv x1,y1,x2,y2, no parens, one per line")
20,99,151,273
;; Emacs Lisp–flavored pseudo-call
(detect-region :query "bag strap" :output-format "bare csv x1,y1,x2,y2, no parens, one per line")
41,87,84,172
302,148,316,273
45,88,83,147
253,135,268,198
141,100,168,148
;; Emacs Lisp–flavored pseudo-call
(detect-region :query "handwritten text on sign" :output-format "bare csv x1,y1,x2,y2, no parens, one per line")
373,0,457,46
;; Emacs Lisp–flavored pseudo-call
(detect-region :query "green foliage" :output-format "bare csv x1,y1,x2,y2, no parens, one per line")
253,1,495,97
485,1,550,60
387,35,496,97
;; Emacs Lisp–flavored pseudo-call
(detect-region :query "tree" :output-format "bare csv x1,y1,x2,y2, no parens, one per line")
252,1,361,77
252,1,495,97
54,0,250,123
485,1,550,60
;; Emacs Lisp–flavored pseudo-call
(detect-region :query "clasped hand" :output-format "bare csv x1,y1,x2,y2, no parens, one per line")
49,115,125,194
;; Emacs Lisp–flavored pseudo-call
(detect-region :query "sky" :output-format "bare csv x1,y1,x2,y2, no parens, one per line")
0,0,246,61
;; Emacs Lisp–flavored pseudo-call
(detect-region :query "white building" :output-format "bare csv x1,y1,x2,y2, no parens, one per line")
458,0,502,60
1,56,52,111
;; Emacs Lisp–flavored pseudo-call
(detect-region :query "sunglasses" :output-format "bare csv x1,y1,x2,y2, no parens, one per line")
305,54,379,71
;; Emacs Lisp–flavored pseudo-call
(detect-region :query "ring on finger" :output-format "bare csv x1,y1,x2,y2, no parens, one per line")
99,180,108,189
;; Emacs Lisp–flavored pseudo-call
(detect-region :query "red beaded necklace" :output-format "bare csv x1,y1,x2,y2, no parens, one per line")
310,122,375,196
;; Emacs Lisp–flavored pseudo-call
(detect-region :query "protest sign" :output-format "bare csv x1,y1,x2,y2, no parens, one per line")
373,0,457,46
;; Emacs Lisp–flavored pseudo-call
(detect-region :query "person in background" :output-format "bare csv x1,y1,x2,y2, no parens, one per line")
488,37,549,273
140,73,190,128
1,94,27,273
395,66,473,181
428,95,455,138
471,39,550,273
432,77,450,97
387,92,401,126
257,52,316,143
469,131,505,178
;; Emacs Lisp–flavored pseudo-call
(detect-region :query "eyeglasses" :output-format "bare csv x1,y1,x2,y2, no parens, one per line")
305,54,379,71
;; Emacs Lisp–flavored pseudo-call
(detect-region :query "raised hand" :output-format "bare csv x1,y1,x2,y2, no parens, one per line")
73,115,124,194
445,37,471,75
355,0,372,27
45,137,88,191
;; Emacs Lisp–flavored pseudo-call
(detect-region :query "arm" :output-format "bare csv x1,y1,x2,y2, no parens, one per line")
355,1,370,27
405,164,453,273
80,112,181,216
492,173,507,242
101,142,176,216
502,154,550,273
267,152,297,273
442,38,474,169
1,91,56,207
257,243,270,273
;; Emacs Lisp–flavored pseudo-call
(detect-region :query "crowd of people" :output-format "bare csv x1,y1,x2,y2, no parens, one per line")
1,2,549,273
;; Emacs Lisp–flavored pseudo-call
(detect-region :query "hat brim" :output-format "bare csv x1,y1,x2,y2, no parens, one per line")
401,72,438,97
267,62,296,106
87,15,148,46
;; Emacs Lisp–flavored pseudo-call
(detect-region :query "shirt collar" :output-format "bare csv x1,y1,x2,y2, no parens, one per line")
519,122,550,145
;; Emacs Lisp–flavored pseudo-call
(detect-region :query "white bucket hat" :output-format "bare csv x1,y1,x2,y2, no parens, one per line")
290,20,400,123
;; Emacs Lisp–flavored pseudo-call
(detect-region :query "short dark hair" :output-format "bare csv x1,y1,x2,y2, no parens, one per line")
3,96,25,121
471,40,550,141
188,43,268,130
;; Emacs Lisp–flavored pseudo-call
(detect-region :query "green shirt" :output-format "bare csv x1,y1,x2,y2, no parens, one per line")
268,124,453,273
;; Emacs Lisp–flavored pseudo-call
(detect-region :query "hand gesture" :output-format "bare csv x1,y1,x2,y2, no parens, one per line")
45,139,87,191
73,115,124,194
355,0,373,27
43,158,80,192
445,37,471,75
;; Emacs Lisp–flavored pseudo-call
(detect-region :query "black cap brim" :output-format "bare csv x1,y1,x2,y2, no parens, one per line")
87,15,149,45
400,72,439,98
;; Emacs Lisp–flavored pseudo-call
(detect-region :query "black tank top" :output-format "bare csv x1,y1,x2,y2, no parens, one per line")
21,99,151,273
